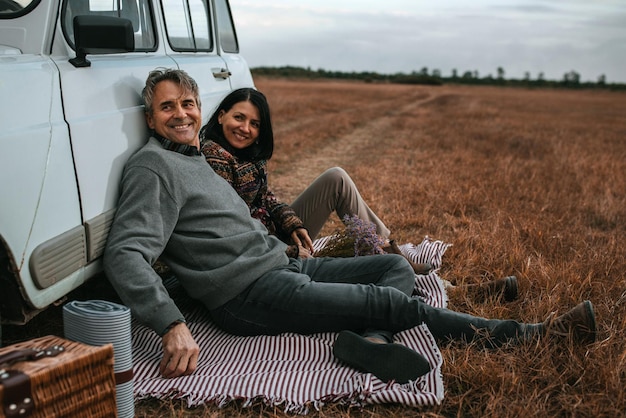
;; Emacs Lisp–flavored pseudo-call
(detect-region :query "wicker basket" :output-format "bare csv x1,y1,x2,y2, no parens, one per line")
0,335,116,418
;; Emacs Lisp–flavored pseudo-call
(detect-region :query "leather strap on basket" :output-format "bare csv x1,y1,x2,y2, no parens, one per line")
0,346,65,369
0,345,65,417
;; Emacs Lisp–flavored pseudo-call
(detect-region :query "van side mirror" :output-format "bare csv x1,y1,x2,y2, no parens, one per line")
69,15,135,68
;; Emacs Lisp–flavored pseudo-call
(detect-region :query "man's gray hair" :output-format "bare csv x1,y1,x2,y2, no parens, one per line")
142,68,201,114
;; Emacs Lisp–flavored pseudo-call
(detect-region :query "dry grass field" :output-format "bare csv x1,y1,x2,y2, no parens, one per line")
249,78,626,417
4,78,626,417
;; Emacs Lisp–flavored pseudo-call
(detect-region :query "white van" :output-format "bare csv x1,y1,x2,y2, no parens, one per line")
0,0,254,336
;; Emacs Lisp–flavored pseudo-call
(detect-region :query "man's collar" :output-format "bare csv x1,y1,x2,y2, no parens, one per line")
153,132,201,156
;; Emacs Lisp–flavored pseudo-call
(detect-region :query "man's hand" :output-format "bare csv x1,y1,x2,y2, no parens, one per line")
159,322,200,379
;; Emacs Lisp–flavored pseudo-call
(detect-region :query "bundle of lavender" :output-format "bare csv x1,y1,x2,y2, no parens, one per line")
314,215,385,258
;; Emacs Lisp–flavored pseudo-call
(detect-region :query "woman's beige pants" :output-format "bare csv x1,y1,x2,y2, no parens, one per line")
290,167,391,239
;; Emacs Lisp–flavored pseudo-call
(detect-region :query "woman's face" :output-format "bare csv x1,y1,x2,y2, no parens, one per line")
218,101,261,150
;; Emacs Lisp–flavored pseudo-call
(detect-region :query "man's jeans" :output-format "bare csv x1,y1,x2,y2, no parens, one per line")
210,254,536,346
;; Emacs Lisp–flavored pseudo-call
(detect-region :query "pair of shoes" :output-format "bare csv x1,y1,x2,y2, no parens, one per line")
543,300,597,344
382,240,433,275
332,330,431,384
462,276,518,302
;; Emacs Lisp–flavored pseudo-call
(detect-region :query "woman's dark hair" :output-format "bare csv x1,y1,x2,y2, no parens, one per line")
200,88,274,161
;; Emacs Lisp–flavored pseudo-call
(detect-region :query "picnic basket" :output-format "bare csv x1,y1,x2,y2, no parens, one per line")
0,335,116,417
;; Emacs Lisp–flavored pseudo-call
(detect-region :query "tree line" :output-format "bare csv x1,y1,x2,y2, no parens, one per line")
251,66,625,91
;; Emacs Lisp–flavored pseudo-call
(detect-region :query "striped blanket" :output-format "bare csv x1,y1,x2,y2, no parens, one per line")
132,237,451,414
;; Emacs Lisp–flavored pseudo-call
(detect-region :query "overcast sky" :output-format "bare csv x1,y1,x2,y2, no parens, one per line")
229,0,626,83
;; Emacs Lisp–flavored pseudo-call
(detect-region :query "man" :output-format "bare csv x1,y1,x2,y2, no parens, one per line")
103,68,596,382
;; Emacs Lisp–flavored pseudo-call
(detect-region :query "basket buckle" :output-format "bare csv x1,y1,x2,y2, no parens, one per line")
1,369,34,417
0,344,65,417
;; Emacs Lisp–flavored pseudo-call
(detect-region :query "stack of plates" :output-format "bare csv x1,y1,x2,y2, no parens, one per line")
63,300,134,418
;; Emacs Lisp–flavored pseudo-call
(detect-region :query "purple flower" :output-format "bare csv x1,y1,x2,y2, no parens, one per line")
315,215,385,257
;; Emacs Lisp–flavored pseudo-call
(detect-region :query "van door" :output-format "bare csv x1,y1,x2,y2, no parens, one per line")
212,0,254,90
51,0,175,227
56,0,247,226
0,0,90,315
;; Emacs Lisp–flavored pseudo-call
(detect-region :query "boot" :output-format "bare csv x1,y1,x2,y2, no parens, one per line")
333,330,431,383
543,300,597,344
460,276,519,302
382,240,432,275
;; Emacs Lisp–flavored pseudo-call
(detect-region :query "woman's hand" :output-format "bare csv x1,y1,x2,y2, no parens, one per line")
291,228,314,256
297,245,312,258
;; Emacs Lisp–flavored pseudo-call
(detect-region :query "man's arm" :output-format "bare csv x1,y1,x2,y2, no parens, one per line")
104,162,199,377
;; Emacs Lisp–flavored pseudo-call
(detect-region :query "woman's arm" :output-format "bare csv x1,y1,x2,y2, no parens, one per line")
202,140,313,254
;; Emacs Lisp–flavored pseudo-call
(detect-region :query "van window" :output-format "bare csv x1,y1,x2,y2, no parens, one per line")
214,0,238,53
161,0,212,51
62,0,157,51
0,0,40,18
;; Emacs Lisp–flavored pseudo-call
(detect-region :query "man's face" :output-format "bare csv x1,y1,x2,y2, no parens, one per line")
146,80,202,148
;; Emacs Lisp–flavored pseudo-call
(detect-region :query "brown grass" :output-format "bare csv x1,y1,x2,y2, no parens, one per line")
5,78,626,417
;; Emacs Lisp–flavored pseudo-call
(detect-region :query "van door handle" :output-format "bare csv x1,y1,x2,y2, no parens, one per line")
212,68,232,79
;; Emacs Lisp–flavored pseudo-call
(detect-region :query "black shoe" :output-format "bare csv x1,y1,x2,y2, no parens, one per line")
543,300,597,344
499,276,519,302
462,275,518,302
333,330,431,384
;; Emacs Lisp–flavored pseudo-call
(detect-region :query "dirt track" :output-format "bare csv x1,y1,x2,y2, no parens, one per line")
255,78,449,202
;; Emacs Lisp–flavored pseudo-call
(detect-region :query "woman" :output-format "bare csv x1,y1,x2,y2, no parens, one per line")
198,88,430,269
198,88,518,302
199,88,518,299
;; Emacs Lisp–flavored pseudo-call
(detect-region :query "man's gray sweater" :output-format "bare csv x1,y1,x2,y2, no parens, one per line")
103,138,289,335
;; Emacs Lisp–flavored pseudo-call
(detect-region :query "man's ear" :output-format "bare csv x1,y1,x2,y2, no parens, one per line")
146,112,155,130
